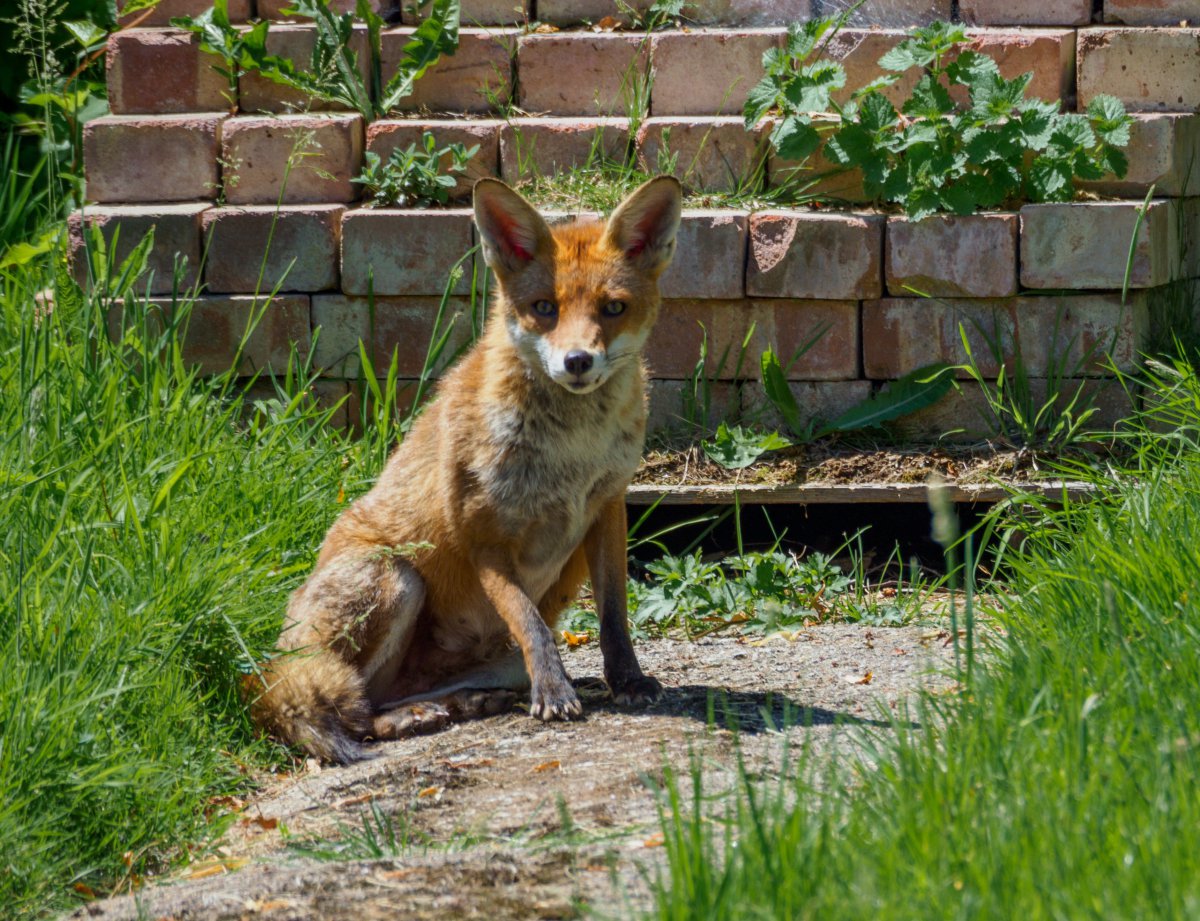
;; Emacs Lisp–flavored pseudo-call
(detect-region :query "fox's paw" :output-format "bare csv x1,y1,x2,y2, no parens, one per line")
611,674,663,708
370,701,451,740
529,678,583,722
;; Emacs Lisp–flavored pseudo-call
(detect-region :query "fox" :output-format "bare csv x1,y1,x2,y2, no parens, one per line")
248,175,683,763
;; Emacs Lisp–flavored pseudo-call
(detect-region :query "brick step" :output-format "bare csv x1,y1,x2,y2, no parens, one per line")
84,111,1200,203
109,24,1200,120
69,199,1200,298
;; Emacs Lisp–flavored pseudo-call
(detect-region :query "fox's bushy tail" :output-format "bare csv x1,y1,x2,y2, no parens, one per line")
248,650,371,764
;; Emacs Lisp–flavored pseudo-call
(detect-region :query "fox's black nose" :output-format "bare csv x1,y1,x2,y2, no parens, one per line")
564,350,594,376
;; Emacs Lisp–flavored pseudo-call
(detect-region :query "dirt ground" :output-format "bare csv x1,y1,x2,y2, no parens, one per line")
71,628,958,921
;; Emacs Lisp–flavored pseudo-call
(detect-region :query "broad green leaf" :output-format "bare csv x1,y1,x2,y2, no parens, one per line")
744,76,781,129
770,115,821,163
1099,145,1129,178
825,123,874,166
760,346,805,437
379,0,461,114
1087,94,1132,145
819,364,954,434
64,20,108,49
858,92,899,132
702,423,791,470
902,75,954,120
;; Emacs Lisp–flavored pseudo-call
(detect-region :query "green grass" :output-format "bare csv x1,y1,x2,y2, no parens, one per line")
0,222,403,914
646,385,1200,919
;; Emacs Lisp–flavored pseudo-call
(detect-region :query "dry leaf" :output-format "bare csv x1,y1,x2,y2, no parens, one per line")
844,671,873,685
882,587,897,598
561,629,591,647
417,785,443,798
381,868,416,880
184,858,248,880
593,14,620,29
336,485,345,503
533,22,559,32
533,759,561,773
643,832,665,848
336,792,375,808
72,882,98,899
239,814,279,830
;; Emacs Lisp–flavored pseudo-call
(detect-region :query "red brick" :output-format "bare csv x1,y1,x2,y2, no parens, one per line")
958,0,1090,26
747,211,883,300
340,209,474,296
84,114,223,203
518,33,650,117
222,114,363,204
69,203,209,294
239,24,370,113
822,30,918,108
499,118,630,183
1020,200,1180,289
118,0,251,26
107,29,230,114
650,30,781,117
636,117,767,192
1080,114,1200,197
659,211,747,300
952,29,1076,106
1104,0,1200,25
1077,28,1200,113
403,0,530,24
380,28,515,114
201,205,343,294
646,299,859,380
740,380,874,433
886,213,1018,298
366,119,500,200
862,293,1149,380
534,0,652,23
839,0,954,27
312,295,477,377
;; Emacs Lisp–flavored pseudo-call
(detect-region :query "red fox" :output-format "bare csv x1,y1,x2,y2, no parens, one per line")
249,176,683,763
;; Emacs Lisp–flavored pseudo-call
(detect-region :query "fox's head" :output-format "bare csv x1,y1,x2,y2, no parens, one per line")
473,176,682,394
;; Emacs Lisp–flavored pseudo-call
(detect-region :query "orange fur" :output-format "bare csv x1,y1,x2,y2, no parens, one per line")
250,177,683,762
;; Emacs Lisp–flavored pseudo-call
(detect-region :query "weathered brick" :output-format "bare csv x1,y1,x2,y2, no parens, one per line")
952,29,1076,106
1077,28,1200,113
366,119,500,200
822,30,917,107
201,205,343,293
862,293,1149,380
106,294,311,375
518,33,649,117
380,28,515,113
118,0,251,27
340,209,474,296
766,120,869,202
107,29,230,114
740,380,874,433
239,24,370,113
1021,200,1180,289
312,295,477,377
84,114,223,203
958,0,1090,26
650,30,781,116
829,0,954,27
747,211,884,300
537,0,814,25
1081,114,1200,197
886,213,1018,298
659,211,747,300
222,114,363,204
257,0,387,17
1104,0,1200,25
636,117,767,192
499,118,629,183
69,203,209,294
534,0,652,23
646,379,742,435
646,299,859,380
404,0,530,24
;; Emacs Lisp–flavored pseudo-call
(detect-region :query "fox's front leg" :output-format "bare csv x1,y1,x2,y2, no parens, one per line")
586,497,662,706
478,561,583,721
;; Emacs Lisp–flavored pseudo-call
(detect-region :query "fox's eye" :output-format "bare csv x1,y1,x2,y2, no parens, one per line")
603,300,627,317
532,300,557,317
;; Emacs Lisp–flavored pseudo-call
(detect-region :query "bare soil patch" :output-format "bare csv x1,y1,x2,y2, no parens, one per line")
71,628,957,921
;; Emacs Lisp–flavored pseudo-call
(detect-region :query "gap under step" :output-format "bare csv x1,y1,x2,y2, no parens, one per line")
625,481,1094,505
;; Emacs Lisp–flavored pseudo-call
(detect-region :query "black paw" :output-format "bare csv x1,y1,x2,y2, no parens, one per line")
529,677,583,721
611,674,663,708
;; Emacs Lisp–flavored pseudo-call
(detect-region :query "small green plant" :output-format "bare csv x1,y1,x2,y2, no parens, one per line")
353,132,478,207
702,422,791,469
747,19,1134,219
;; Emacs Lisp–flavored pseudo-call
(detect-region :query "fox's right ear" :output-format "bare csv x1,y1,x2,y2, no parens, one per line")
473,179,553,275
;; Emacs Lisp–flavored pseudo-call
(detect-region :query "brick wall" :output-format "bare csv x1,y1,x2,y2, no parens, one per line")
77,1,1200,437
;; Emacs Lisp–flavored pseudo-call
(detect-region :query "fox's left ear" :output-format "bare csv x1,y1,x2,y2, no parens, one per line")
603,176,683,275
473,178,554,276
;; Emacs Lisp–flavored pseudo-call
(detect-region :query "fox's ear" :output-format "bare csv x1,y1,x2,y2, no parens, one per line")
603,175,683,275
473,179,553,275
